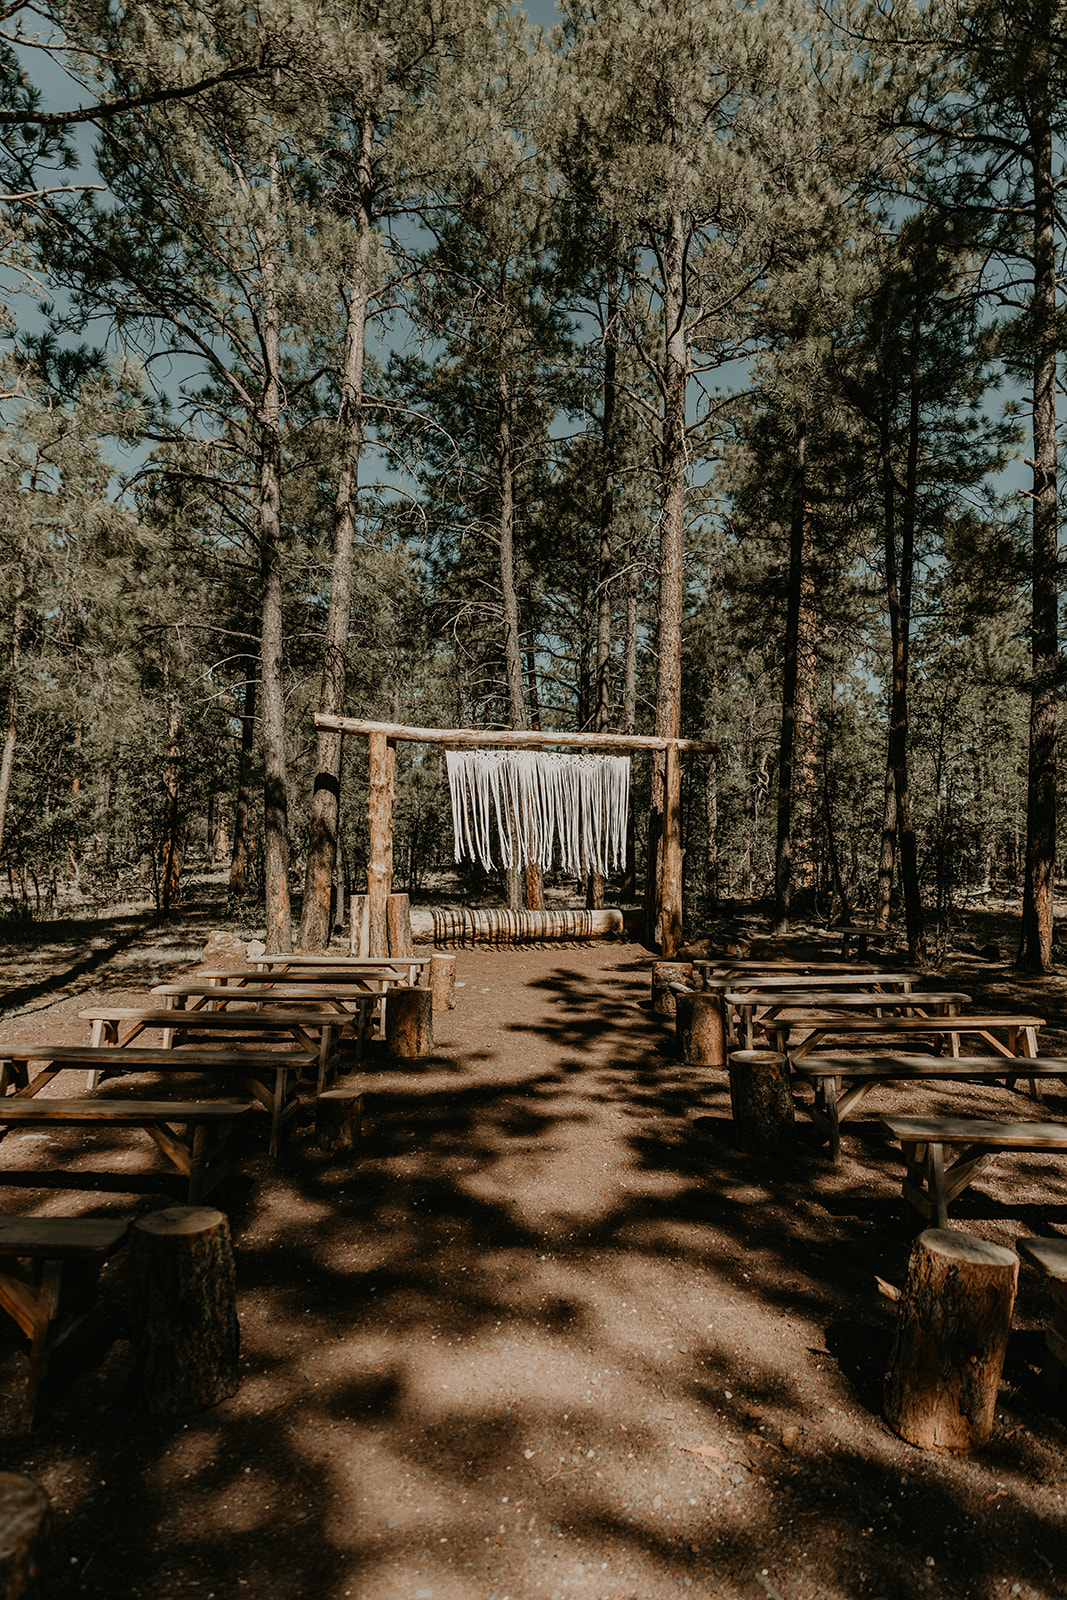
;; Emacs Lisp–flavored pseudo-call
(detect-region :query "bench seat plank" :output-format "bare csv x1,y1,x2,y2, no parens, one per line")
881,1114,1067,1228
0,1099,252,1205
79,1006,344,1092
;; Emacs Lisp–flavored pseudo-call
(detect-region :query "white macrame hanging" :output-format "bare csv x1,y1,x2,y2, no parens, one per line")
446,750,630,876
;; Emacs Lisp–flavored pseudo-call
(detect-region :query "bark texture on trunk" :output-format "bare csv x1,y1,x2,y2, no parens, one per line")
645,210,686,955
773,426,807,933
299,106,373,953
1020,49,1058,972
0,534,29,861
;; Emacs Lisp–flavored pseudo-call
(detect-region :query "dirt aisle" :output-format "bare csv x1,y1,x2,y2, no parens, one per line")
0,940,1064,1599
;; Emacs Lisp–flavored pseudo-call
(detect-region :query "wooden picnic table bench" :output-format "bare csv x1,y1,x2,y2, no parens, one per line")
778,1011,1044,1064
793,1053,1067,1160
701,970,918,994
1016,1236,1067,1400
198,959,433,1037
0,1215,130,1430
248,953,431,984
79,1005,345,1092
881,1114,1067,1228
152,982,376,1053
692,958,878,980
725,988,971,1051
0,1044,313,1157
0,1098,252,1205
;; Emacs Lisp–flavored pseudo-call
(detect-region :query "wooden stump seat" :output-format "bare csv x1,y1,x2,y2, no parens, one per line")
884,1228,1018,1453
129,1207,238,1415
0,1216,129,1430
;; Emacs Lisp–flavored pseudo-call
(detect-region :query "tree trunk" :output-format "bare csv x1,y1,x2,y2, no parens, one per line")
257,143,291,954
160,665,183,917
588,247,620,912
773,425,807,933
883,1229,1017,1453
228,669,255,897
0,534,29,863
645,209,687,955
728,1049,795,1158
299,106,373,953
1019,60,1057,972
129,1207,239,1416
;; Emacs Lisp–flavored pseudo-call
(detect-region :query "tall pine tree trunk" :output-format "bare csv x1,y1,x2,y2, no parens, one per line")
1019,50,1057,971
228,669,255,896
257,142,291,953
588,247,619,911
645,209,686,955
773,425,807,933
299,106,373,952
0,533,29,862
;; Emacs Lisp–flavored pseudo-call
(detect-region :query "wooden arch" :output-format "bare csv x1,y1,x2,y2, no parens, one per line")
314,714,715,956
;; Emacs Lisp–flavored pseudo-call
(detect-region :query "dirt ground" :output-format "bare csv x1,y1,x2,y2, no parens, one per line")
1,892,1067,1599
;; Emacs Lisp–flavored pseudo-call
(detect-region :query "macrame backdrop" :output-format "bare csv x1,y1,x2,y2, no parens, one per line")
446,750,630,876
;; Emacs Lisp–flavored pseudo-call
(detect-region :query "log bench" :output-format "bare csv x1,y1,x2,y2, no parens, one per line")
0,1045,312,1158
0,1216,129,1430
881,1115,1067,1228
79,1006,343,1094
1016,1235,1067,1403
0,1099,252,1204
793,1054,1067,1161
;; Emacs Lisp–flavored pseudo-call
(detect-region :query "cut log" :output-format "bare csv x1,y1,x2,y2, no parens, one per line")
728,1049,795,1157
129,1207,239,1416
883,1229,1018,1453
0,1474,49,1600
409,907,624,945
430,952,456,1012
651,961,694,1017
385,986,434,1058
315,1088,363,1155
387,893,413,957
675,988,727,1066
349,893,370,956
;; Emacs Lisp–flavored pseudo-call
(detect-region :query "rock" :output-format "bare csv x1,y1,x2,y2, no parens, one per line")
201,930,246,963
245,940,267,958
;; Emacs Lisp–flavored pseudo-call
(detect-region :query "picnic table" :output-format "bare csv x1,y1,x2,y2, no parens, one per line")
792,1052,1067,1160
79,1005,345,1095
725,988,970,1052
0,1043,313,1156
201,957,433,1036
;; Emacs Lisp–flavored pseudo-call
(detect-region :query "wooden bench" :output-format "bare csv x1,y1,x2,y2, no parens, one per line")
1017,1236,1067,1402
152,983,375,1056
794,1054,1067,1160
781,1012,1044,1063
0,1216,129,1430
0,1098,253,1204
0,1045,312,1158
725,989,971,1053
881,1115,1067,1228
79,1006,343,1093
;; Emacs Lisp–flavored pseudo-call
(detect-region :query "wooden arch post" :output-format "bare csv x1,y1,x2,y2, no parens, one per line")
314,715,715,957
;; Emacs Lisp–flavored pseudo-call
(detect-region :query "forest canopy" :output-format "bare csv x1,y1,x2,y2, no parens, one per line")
0,0,1063,968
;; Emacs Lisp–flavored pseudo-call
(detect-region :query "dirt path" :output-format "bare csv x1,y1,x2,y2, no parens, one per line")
0,927,1065,1598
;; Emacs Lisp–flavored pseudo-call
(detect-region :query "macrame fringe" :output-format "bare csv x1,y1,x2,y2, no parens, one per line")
446,750,629,875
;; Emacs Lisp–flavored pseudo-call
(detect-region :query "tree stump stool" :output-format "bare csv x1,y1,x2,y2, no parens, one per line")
651,961,693,1017
676,988,727,1067
430,952,457,1011
728,1049,795,1157
386,986,434,1058
129,1207,239,1416
0,1474,49,1599
387,893,414,957
315,1087,364,1154
884,1229,1018,1452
